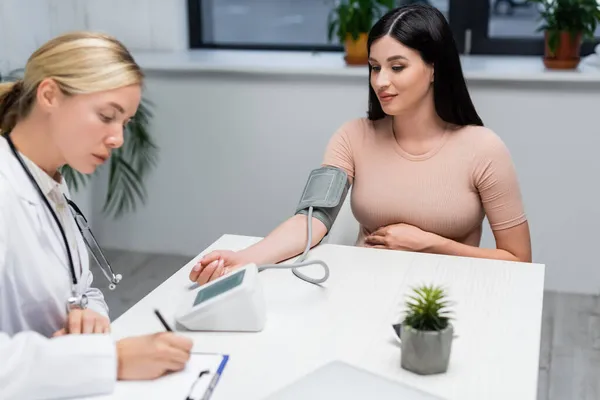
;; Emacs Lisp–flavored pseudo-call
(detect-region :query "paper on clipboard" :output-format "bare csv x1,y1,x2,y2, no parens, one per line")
88,353,229,400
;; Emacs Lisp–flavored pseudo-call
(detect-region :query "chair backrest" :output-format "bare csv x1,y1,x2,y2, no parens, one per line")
324,189,359,246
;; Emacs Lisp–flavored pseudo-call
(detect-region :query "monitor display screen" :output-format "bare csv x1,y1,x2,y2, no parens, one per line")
193,269,246,306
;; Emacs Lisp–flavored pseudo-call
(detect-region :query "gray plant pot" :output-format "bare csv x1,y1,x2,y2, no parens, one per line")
400,323,453,375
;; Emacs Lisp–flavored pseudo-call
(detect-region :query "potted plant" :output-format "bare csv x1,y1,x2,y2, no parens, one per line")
327,0,396,65
0,68,158,218
529,0,600,69
399,284,454,375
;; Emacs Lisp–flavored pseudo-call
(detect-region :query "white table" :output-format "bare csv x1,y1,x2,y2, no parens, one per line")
107,234,545,400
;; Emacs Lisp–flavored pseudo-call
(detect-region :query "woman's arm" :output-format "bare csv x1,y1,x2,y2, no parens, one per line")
243,122,356,266
191,123,358,284
428,221,532,262
469,127,532,262
190,212,331,285
238,214,328,265
365,221,532,263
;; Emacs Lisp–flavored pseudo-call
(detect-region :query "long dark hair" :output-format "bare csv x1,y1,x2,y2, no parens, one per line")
367,4,483,127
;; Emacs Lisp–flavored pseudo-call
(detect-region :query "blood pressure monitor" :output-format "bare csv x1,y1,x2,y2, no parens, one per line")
175,263,267,332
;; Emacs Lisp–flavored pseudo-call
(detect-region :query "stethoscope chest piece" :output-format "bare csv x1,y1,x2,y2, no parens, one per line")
109,274,123,290
67,293,88,311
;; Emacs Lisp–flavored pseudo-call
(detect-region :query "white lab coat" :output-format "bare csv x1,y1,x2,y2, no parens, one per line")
0,136,117,399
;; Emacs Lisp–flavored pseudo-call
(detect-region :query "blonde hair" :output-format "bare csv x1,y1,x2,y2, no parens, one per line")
0,31,144,133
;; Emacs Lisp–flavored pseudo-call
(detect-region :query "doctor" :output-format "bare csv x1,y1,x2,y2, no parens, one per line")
0,32,193,399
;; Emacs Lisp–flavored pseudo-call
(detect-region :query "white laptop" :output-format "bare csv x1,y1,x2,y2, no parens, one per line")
262,361,446,400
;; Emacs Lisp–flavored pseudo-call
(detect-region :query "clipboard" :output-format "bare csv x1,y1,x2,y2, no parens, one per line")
185,353,230,400
90,352,229,400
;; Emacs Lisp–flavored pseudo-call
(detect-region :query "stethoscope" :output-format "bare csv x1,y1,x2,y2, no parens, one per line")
4,131,122,312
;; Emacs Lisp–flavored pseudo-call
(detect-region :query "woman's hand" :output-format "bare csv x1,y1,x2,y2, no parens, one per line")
364,223,439,252
117,332,193,380
188,250,250,286
52,308,111,336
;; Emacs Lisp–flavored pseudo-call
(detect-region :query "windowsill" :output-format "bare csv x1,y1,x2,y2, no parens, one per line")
132,49,600,83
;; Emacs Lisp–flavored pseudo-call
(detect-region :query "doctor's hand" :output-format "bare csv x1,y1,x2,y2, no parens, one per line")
189,250,248,286
116,332,193,380
364,223,439,252
52,309,111,336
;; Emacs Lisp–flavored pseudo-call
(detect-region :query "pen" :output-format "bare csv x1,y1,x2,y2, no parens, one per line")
154,309,173,331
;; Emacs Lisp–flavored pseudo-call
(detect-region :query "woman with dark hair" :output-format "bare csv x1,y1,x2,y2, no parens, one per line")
190,4,531,286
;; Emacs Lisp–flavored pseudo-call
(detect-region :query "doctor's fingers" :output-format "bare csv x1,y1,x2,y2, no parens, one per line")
160,332,194,352
79,311,110,334
93,318,111,334
67,310,83,334
82,311,99,334
162,358,187,373
163,346,192,366
52,328,67,337
155,342,191,368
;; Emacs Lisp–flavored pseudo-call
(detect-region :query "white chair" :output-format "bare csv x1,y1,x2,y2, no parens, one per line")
324,189,360,246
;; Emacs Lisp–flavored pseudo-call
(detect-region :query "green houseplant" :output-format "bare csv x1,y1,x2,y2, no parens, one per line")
529,0,600,69
0,68,158,218
327,0,396,65
399,284,454,375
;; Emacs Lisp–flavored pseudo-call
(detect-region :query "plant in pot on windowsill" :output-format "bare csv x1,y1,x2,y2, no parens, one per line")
327,0,396,65
0,68,158,218
529,0,600,69
399,284,454,375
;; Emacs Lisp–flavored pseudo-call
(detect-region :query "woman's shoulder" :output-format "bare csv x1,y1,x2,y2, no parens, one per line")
450,125,518,176
452,124,511,155
333,116,389,141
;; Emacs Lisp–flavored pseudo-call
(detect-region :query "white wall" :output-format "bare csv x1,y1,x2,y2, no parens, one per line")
90,70,600,295
0,0,187,74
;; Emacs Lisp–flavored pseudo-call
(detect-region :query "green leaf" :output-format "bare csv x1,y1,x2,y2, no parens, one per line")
60,164,90,192
327,10,339,42
326,0,395,44
548,29,560,55
402,284,454,331
532,0,600,39
102,154,148,218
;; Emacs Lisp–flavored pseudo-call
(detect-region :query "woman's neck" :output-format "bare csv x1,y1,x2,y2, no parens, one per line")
9,117,64,181
392,98,447,142
390,97,448,156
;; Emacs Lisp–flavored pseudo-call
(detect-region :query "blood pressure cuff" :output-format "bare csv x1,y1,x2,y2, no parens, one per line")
294,166,350,232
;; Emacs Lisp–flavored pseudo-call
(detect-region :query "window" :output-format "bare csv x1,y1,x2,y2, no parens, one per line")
188,0,600,55
469,0,600,55
188,0,455,51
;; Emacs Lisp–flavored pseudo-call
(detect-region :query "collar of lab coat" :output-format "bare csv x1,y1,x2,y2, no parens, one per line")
19,150,64,199
0,135,56,206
